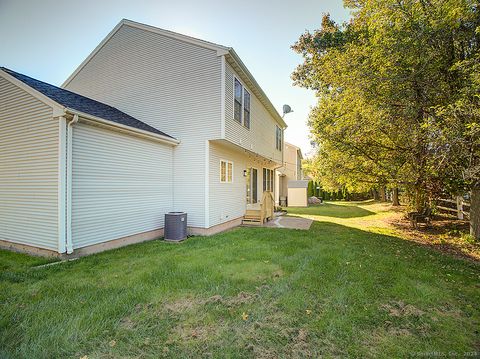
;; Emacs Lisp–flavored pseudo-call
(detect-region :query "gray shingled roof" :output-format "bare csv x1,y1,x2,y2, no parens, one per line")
1,67,175,139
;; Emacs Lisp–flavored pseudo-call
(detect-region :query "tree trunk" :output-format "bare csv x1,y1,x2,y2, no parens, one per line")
470,187,480,241
392,188,400,206
414,186,425,212
372,189,380,201
379,187,386,202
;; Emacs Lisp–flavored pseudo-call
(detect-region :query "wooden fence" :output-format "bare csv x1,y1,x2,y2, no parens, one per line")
436,197,470,220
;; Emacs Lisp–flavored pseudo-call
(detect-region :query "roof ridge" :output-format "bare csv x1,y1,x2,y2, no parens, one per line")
120,19,231,52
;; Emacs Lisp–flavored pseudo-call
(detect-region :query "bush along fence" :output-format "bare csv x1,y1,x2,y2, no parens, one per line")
307,181,371,201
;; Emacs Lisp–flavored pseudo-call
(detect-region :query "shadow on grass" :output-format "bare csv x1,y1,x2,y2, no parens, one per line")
287,202,375,218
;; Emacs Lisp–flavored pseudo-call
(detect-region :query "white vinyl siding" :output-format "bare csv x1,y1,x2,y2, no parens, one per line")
71,123,173,248
64,24,222,228
0,77,59,250
209,141,276,226
224,62,282,163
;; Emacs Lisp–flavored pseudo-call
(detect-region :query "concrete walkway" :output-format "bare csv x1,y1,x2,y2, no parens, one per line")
263,215,313,230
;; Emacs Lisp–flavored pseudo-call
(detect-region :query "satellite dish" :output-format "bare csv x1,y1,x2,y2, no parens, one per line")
282,105,293,118
283,104,293,116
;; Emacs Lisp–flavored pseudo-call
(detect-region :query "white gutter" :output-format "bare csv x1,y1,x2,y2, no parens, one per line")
64,108,180,146
65,114,78,254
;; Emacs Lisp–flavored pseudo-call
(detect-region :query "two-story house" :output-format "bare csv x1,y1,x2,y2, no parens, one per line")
0,19,286,256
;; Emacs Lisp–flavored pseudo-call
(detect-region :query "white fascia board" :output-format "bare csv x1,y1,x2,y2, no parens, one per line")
65,108,180,146
0,69,65,115
121,19,230,52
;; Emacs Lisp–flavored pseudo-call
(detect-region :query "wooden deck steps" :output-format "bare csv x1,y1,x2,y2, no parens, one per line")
242,191,275,226
242,209,263,225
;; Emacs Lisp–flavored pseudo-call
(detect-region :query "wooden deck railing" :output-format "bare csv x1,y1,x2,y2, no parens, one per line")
261,191,275,222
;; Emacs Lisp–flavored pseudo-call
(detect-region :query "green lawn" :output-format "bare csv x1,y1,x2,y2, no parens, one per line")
1,202,479,358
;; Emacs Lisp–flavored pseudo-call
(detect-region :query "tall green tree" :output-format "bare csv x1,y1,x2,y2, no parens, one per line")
292,0,480,238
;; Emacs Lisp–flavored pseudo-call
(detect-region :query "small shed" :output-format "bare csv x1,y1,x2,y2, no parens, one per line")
287,180,309,207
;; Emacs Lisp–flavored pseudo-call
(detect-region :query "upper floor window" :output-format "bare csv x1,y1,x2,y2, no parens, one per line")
234,77,251,129
243,90,250,129
234,79,242,123
275,125,282,151
220,159,233,183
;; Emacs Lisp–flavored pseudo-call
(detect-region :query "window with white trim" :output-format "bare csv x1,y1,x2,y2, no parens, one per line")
234,77,251,129
275,125,282,151
243,90,250,129
220,160,233,183
263,168,274,192
234,79,242,123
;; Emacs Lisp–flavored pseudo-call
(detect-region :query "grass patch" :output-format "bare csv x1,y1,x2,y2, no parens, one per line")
1,202,479,358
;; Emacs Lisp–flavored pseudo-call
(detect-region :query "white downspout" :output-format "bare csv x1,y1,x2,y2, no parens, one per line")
65,114,78,254
272,127,286,207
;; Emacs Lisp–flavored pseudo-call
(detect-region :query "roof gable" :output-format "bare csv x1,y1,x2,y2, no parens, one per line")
61,19,286,128
1,67,175,140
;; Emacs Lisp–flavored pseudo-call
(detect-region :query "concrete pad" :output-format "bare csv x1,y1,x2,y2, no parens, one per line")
263,216,313,230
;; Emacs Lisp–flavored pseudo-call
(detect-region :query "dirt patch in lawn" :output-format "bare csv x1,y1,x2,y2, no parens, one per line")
171,322,218,342
380,301,425,317
164,297,203,313
290,328,311,357
162,289,262,316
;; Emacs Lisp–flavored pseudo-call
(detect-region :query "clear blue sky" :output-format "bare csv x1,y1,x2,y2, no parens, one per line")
0,0,350,155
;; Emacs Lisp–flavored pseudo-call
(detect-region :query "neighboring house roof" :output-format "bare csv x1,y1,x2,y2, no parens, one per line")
1,67,175,140
288,180,309,189
61,19,287,129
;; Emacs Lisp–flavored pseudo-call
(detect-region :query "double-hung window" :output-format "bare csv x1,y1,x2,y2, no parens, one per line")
275,125,282,151
220,160,233,183
234,77,251,129
234,79,243,123
243,90,250,129
263,168,274,192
